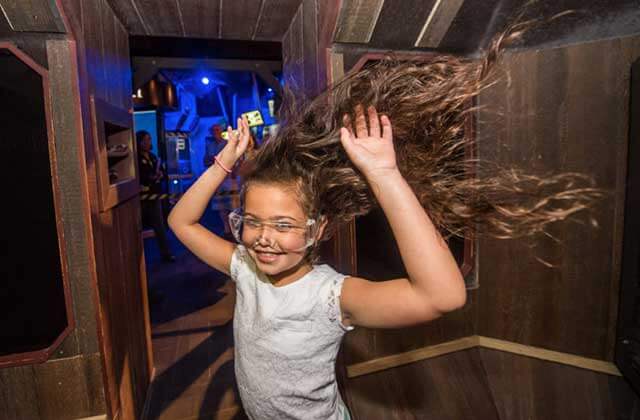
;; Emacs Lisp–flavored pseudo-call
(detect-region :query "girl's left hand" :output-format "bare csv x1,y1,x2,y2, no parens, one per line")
340,105,398,179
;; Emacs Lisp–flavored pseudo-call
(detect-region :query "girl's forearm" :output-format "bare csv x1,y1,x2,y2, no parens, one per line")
367,169,467,312
168,163,229,228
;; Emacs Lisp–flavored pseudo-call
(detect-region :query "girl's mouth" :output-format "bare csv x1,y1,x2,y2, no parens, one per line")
254,250,283,263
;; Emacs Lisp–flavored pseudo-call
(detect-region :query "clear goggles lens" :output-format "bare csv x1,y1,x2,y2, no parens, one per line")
228,209,318,253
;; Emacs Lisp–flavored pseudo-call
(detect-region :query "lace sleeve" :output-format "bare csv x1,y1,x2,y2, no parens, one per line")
326,275,354,332
229,245,246,282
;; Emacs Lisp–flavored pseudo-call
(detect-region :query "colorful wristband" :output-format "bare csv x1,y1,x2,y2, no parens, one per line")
214,155,232,174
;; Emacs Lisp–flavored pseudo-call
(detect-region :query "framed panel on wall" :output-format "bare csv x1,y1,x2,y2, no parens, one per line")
0,43,74,367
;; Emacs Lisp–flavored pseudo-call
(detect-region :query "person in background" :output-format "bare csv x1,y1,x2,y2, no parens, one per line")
203,124,226,167
137,130,175,263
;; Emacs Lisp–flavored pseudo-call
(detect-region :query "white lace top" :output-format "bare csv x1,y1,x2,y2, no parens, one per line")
230,245,354,419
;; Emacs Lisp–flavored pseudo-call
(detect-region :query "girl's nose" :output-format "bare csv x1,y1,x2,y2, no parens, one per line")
256,227,275,244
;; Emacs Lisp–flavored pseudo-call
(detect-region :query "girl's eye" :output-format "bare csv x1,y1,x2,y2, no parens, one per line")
274,223,295,232
245,219,261,228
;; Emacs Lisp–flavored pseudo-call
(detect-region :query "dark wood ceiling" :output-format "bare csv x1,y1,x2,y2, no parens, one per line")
333,0,640,55
104,0,640,55
105,0,303,41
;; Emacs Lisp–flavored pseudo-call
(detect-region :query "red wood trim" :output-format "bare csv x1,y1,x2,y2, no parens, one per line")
53,0,72,34
349,51,439,75
0,42,75,368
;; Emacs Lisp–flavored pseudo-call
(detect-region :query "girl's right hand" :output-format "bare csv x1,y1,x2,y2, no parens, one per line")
217,115,251,170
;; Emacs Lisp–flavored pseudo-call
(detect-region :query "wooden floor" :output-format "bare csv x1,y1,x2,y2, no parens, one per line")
142,222,248,420
344,347,640,420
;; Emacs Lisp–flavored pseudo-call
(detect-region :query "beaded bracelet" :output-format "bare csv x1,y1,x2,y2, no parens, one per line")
214,155,232,174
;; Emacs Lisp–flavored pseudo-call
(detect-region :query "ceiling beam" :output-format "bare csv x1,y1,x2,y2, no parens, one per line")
254,65,283,97
334,0,385,44
132,56,282,90
414,0,464,48
0,0,66,32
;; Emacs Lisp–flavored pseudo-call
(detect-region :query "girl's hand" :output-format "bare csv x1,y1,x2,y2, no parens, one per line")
217,115,251,169
340,105,398,180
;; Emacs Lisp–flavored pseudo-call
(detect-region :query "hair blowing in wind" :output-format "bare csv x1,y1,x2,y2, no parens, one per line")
242,21,604,247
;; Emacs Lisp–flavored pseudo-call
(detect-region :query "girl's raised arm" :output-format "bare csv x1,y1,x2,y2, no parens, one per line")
338,105,467,329
167,116,251,275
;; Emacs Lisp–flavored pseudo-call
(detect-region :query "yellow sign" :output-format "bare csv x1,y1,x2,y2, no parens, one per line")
242,110,264,127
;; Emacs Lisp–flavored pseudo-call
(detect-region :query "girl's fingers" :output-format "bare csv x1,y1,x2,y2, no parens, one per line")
367,106,380,138
342,114,355,137
354,104,368,138
339,127,354,153
381,114,393,142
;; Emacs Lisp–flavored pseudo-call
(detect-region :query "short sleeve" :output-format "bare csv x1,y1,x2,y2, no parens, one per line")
229,245,247,282
326,275,355,332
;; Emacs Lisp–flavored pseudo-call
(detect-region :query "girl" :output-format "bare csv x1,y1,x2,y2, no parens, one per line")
168,27,602,419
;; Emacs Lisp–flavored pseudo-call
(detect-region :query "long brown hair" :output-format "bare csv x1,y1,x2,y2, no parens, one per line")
240,21,604,258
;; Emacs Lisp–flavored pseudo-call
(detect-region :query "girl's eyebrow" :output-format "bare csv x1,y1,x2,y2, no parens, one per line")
244,212,298,221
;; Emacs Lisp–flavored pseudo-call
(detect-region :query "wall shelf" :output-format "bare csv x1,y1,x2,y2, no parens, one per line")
91,95,139,211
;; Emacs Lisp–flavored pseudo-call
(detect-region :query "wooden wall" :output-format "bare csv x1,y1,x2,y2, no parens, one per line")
345,347,640,420
476,34,640,361
60,1,153,419
0,19,107,420
282,0,341,101
338,31,640,420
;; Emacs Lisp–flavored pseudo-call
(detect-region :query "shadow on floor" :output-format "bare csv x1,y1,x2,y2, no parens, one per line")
143,206,247,419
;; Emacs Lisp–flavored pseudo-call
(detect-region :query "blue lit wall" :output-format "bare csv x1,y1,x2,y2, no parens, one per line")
133,110,159,153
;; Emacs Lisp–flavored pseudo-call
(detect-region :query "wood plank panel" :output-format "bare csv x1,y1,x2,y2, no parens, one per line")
343,288,478,365
104,0,149,35
82,0,106,100
115,198,151,416
345,348,499,420
133,0,182,36
100,0,119,105
59,0,83,33
414,0,464,48
368,0,437,50
46,38,102,358
31,354,106,419
344,347,639,419
476,36,640,360
0,0,66,32
0,365,40,420
220,0,261,40
302,0,319,96
253,0,301,40
282,4,304,91
176,0,221,39
54,3,151,417
479,347,639,420
334,0,384,44
114,16,131,110
95,208,125,418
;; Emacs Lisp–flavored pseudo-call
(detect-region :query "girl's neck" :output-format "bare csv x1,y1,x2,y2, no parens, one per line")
269,260,313,287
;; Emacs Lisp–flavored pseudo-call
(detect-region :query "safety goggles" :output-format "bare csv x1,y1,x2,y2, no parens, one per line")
228,208,318,253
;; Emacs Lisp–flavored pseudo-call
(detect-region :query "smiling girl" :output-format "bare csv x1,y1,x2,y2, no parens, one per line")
167,28,602,419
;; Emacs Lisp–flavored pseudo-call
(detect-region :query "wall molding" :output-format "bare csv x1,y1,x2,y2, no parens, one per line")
346,335,622,378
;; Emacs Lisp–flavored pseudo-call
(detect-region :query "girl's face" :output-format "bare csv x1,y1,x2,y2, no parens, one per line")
242,182,321,276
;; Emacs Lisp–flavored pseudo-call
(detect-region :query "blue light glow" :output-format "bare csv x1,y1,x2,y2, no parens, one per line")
201,77,210,85
267,88,273,93
173,180,179,184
